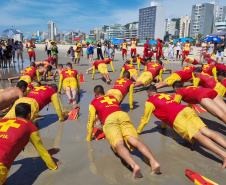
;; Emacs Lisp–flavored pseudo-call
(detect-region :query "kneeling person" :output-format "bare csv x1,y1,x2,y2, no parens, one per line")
87,85,160,178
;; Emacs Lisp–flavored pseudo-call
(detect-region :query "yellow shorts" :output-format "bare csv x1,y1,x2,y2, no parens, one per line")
63,77,77,90
106,89,123,104
173,107,206,143
137,71,153,87
19,75,32,84
75,52,81,58
165,73,181,86
103,111,138,152
4,97,39,122
0,163,9,185
214,83,226,98
128,69,138,78
98,64,108,74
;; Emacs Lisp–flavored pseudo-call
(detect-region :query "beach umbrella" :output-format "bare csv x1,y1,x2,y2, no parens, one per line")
205,36,221,43
82,41,86,45
173,38,193,43
140,40,157,44
0,29,20,37
210,29,226,36
108,38,123,44
73,38,80,41
86,39,95,43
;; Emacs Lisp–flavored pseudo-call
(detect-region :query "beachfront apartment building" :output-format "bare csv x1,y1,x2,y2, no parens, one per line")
106,24,125,40
190,3,214,37
125,23,138,39
180,16,191,38
138,2,165,40
165,18,176,36
47,21,58,40
215,19,226,32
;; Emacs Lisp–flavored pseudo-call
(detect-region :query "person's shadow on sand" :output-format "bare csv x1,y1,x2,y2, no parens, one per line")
5,156,60,185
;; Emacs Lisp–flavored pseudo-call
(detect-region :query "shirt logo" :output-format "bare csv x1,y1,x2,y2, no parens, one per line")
34,86,47,91
65,70,75,76
203,64,209,69
158,94,172,100
25,67,32,72
116,79,127,84
0,120,20,132
101,97,117,105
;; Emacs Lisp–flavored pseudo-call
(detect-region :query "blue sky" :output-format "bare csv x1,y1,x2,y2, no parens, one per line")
1,0,226,36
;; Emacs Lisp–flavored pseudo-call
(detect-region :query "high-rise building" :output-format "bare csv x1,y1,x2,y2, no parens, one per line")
180,16,191,38
165,18,176,35
106,24,126,40
138,2,165,40
125,23,139,39
215,18,226,32
37,31,43,37
47,21,57,40
190,3,214,37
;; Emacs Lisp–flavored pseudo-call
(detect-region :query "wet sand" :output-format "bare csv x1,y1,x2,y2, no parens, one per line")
2,45,226,185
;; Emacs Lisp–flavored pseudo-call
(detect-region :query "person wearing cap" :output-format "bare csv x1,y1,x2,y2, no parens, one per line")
121,38,128,60
143,40,149,58
176,39,183,61
156,38,163,60
26,40,36,62
168,40,174,61
216,37,226,63
130,37,137,57
75,43,83,66
183,39,191,57
50,40,58,68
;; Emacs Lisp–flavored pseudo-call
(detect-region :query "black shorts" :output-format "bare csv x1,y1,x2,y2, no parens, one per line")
47,50,51,55
176,50,181,55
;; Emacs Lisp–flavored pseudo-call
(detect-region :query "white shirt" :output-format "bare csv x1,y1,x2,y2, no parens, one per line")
176,42,182,50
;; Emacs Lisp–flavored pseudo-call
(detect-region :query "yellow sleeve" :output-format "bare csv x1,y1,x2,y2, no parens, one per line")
51,93,64,121
144,66,147,72
120,67,125,78
110,61,115,73
137,102,155,134
138,59,141,71
48,71,51,77
92,66,96,79
212,67,217,82
159,69,163,82
130,58,133,65
129,84,134,109
29,131,57,170
76,74,80,93
86,104,96,141
174,94,182,104
193,77,200,87
58,74,63,93
188,103,193,108
36,70,40,82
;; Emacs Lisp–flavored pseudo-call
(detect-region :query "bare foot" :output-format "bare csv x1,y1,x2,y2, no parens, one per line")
72,98,77,105
86,70,88,74
151,162,161,175
133,164,143,179
68,98,72,104
106,80,111,85
8,78,12,83
222,156,226,169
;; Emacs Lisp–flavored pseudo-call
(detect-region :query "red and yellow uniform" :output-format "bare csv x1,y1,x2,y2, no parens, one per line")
122,42,127,54
137,93,206,143
86,95,138,152
202,64,217,80
194,73,226,97
183,43,191,56
137,63,163,87
156,42,163,59
143,43,149,58
137,57,146,71
207,58,216,64
184,57,200,65
215,63,226,73
165,66,195,86
221,79,226,88
120,64,138,78
20,66,40,84
4,86,64,122
26,42,36,58
106,78,134,109
0,118,57,184
92,59,115,79
35,61,48,67
130,40,137,55
59,69,80,93
75,43,82,58
148,50,154,58
174,86,218,105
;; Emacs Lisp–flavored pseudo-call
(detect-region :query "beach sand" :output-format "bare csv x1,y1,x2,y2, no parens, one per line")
1,44,225,185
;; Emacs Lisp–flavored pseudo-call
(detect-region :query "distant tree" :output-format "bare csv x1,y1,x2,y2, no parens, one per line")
172,18,181,30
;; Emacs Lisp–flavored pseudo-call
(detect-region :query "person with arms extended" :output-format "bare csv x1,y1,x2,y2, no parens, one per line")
87,85,160,178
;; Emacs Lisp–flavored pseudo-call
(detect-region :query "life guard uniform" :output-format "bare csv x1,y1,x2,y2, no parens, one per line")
26,42,36,58
20,66,40,84
130,41,137,55
193,73,226,97
92,59,115,79
106,78,134,109
215,63,226,73
137,63,163,87
75,43,82,58
0,118,57,184
183,43,191,56
122,42,127,55
143,43,149,58
202,64,217,81
207,58,216,64
35,61,48,67
120,64,138,79
86,95,138,152
137,57,146,71
59,69,80,93
148,51,154,58
174,86,218,105
4,86,64,122
165,66,195,86
137,93,206,143
156,42,163,59
184,57,200,65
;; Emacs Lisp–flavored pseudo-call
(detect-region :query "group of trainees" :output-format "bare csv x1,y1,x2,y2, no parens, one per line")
1,53,226,183
85,54,226,179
